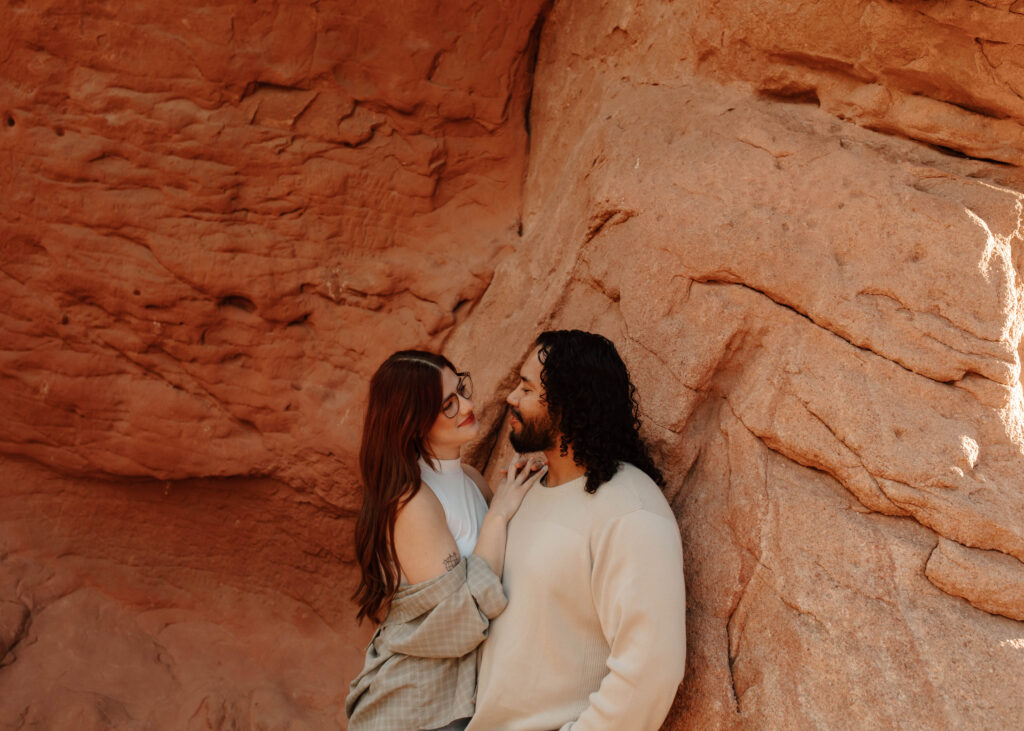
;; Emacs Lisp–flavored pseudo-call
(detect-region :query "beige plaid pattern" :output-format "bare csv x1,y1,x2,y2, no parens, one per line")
346,555,507,731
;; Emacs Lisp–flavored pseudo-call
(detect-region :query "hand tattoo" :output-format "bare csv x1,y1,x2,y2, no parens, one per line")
443,551,459,571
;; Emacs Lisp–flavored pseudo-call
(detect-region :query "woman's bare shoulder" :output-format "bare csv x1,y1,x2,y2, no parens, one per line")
394,483,459,583
395,483,447,530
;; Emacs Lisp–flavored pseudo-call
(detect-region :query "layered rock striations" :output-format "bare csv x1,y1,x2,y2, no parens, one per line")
2,0,1024,728
1,0,544,489
449,0,1024,727
1,1,544,726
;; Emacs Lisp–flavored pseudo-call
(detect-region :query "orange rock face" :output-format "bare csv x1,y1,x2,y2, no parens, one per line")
453,1,1024,727
1,0,543,488
3,0,1024,728
1,0,544,726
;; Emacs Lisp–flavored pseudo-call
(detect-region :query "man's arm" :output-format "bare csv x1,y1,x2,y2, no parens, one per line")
565,509,687,731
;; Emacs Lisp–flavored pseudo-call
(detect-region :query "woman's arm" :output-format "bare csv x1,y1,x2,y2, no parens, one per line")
393,485,461,585
471,457,547,578
395,459,546,584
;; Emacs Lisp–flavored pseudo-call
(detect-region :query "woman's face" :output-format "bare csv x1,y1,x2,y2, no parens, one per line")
424,367,479,458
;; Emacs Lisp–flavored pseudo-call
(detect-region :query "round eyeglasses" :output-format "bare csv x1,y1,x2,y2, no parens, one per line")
441,372,473,418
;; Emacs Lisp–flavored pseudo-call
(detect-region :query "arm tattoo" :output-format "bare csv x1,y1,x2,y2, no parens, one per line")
443,551,459,572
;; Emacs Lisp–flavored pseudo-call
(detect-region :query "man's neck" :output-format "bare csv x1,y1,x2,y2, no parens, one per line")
542,443,586,487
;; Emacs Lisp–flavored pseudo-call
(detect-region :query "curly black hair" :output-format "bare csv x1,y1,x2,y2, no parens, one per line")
536,329,664,493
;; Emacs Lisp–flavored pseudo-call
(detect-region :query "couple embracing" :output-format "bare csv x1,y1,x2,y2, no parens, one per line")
346,330,687,731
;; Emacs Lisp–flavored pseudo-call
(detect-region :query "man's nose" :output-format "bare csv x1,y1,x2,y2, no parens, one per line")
506,388,519,406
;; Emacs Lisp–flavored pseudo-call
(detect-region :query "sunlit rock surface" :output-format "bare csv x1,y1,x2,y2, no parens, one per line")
3,0,1024,728
450,1,1024,727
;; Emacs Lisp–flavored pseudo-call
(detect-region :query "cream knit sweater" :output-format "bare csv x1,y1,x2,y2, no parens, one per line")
468,463,686,731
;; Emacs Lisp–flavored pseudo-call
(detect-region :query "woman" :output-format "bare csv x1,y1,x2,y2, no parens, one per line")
346,350,546,731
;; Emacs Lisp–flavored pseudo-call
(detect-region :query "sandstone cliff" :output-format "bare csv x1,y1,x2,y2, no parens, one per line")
2,0,1023,728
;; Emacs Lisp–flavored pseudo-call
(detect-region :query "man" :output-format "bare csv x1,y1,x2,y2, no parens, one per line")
468,330,686,731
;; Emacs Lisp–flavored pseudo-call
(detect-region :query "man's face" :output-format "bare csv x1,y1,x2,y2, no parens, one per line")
506,346,556,453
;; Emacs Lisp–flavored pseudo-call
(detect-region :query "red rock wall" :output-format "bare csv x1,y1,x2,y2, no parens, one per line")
0,1,544,726
3,0,1024,728
450,1,1024,727
1,0,543,489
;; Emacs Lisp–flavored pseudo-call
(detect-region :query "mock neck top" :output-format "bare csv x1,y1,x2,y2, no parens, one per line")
418,457,488,558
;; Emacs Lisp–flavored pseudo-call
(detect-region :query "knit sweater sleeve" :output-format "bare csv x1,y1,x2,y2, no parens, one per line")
562,509,687,731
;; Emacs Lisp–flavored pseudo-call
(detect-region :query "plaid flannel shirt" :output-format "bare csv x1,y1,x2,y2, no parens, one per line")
346,554,507,731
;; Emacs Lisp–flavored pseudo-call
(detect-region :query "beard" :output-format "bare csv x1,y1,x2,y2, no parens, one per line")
508,407,555,453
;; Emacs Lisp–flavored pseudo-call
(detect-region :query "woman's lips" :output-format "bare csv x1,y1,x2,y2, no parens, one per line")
459,413,476,427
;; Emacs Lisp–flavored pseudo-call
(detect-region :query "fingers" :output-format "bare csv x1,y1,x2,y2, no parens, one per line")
511,462,546,492
514,457,546,484
498,454,548,490
525,464,548,486
502,453,526,475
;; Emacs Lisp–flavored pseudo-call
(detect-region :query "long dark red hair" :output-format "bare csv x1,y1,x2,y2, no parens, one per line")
353,350,457,624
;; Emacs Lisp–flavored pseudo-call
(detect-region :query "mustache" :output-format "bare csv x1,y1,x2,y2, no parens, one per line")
510,407,524,422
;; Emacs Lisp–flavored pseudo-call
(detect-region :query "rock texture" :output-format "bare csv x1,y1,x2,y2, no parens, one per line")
449,0,1024,727
1,0,543,727
0,0,544,489
0,459,368,729
3,0,1024,729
